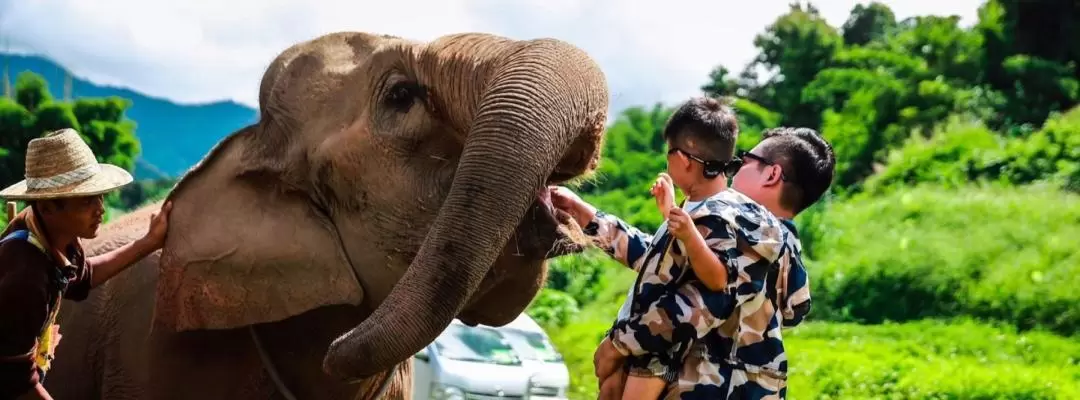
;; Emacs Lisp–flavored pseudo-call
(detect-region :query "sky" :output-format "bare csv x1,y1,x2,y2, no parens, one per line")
0,0,986,115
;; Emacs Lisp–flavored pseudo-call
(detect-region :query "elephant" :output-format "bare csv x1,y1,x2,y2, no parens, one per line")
40,30,609,399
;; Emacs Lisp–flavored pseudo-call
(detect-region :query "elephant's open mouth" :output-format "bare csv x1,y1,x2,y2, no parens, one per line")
519,185,590,260
490,188,587,262
456,185,589,327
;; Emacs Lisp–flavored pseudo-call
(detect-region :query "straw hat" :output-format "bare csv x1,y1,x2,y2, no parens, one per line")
0,128,133,200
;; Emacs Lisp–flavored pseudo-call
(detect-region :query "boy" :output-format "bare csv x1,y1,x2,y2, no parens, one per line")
0,128,172,400
551,95,745,396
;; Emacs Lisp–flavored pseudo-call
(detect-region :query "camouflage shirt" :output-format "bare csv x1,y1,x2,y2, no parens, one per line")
584,188,811,399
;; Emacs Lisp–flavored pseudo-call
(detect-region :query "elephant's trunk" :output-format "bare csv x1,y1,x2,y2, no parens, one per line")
322,34,608,379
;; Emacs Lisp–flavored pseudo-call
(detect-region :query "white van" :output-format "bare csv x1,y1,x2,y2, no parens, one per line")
412,313,569,399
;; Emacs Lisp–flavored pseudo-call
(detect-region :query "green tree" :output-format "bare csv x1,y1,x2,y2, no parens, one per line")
749,2,843,128
0,71,141,193
14,72,48,113
977,0,1080,128
841,2,897,46
700,66,742,98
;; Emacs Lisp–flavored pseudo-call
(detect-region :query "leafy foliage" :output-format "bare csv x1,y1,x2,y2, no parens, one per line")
865,107,1080,193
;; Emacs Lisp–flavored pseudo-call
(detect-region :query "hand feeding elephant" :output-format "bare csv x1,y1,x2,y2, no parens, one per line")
42,30,608,399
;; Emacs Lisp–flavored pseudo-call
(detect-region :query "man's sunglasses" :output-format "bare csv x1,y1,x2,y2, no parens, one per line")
668,148,743,177
737,150,791,182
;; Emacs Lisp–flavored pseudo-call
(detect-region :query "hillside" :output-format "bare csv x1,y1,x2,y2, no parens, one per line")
0,53,257,179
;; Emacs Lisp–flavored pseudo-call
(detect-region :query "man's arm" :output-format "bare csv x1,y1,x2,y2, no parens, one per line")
779,246,812,327
584,210,655,272
86,238,159,288
86,201,172,289
552,187,654,271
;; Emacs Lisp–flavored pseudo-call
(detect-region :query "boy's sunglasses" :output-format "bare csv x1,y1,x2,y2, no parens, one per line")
668,148,743,177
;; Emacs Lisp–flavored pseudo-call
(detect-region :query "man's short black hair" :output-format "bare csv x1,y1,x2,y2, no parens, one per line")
663,96,739,163
757,127,836,213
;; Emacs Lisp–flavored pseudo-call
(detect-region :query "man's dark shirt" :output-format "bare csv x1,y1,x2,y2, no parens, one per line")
0,221,92,398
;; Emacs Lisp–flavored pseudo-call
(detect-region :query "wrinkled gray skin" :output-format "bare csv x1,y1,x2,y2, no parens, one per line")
42,31,608,399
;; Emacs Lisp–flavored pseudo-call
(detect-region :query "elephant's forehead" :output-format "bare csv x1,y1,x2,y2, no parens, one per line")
321,42,364,75
299,32,415,76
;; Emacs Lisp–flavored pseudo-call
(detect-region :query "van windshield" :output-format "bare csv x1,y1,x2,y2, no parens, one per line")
434,324,522,366
501,329,563,363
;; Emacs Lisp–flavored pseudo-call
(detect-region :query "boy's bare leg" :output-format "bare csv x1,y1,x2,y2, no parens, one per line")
620,375,667,400
598,369,627,400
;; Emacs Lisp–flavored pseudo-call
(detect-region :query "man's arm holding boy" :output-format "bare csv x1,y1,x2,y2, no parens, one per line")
779,242,812,327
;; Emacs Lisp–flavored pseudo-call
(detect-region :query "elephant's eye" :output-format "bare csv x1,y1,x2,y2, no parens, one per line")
384,80,424,113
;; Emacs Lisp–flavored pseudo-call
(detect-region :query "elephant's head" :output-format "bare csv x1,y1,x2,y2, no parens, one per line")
155,31,608,380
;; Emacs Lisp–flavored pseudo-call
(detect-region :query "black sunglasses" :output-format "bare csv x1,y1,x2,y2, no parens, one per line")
668,148,743,177
737,150,791,182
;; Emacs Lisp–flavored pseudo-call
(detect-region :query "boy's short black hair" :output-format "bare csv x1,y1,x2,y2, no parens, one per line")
662,96,739,162
757,127,836,213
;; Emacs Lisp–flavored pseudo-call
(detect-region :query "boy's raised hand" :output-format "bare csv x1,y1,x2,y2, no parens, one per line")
651,173,676,218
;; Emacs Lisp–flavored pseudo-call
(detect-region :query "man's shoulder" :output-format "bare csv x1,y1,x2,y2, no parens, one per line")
0,233,51,283
694,190,782,229
0,231,46,258
693,190,786,260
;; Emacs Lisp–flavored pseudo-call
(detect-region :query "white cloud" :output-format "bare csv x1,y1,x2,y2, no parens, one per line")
0,0,984,115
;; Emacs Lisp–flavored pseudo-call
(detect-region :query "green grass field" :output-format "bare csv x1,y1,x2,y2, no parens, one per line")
550,314,1080,399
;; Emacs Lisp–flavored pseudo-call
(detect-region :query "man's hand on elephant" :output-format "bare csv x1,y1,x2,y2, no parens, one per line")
141,201,172,250
593,337,626,383
549,186,596,228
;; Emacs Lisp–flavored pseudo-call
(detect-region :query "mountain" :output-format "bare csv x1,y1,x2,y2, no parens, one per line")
1,53,259,179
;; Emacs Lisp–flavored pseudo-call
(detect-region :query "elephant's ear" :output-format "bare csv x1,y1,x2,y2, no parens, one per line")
154,126,364,332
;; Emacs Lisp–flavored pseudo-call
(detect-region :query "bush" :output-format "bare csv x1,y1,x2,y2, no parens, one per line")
864,106,1080,195
525,289,580,328
787,319,1080,399
994,106,1080,191
544,249,626,306
803,184,1080,335
862,116,1008,193
544,270,637,400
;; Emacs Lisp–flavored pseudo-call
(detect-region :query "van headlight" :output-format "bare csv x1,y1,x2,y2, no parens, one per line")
430,383,465,400
527,384,562,397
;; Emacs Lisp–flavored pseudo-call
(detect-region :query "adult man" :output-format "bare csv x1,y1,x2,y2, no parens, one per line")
0,128,172,400
556,125,835,399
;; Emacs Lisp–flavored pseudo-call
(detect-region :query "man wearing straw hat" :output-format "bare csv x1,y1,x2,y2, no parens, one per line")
0,128,172,400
